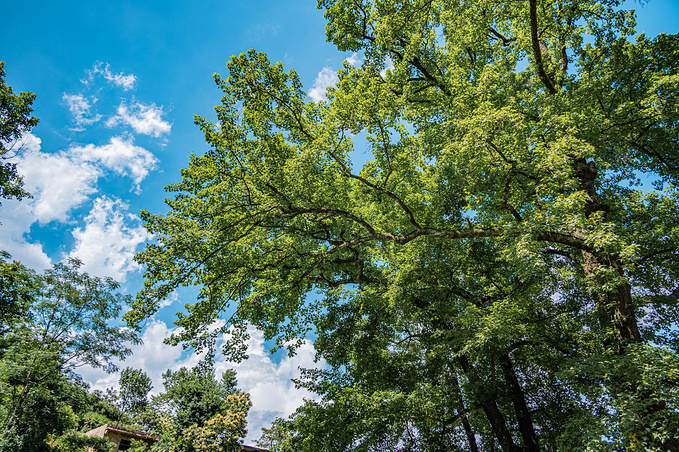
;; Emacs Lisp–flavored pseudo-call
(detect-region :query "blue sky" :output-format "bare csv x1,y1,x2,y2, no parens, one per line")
1,0,678,443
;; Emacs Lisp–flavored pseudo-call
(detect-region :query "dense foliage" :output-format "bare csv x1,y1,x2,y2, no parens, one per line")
128,0,677,450
0,61,38,204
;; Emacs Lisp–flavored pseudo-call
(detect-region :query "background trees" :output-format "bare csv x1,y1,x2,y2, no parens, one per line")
0,252,252,451
115,362,251,452
129,0,679,449
0,256,139,452
153,361,251,452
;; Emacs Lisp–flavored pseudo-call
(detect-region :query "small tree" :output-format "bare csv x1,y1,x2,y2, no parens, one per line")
151,360,251,452
118,367,153,417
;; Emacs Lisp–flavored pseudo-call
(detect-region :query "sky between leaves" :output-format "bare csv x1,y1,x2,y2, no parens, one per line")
1,0,678,443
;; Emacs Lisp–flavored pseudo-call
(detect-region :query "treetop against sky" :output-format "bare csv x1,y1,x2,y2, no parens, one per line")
1,0,679,446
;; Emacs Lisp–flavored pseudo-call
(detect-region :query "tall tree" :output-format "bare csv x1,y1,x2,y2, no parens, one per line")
0,61,38,203
128,0,679,450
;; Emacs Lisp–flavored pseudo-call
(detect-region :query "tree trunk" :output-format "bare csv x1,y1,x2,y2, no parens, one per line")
574,158,677,450
498,354,540,452
3,370,32,435
453,373,479,452
458,355,523,452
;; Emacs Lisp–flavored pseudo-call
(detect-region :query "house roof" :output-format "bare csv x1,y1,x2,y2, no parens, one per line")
85,423,159,442
86,424,267,451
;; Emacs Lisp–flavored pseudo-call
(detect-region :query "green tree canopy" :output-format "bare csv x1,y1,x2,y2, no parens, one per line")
128,0,679,450
0,61,38,203
0,251,34,338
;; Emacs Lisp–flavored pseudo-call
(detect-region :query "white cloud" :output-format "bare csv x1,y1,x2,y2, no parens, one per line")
77,320,186,395
158,290,180,309
14,135,155,220
0,199,52,270
68,196,151,281
63,93,102,127
215,326,324,443
345,52,362,66
71,136,158,193
308,67,339,102
107,101,172,137
0,133,98,268
19,145,101,224
0,129,43,157
84,61,137,91
0,132,158,276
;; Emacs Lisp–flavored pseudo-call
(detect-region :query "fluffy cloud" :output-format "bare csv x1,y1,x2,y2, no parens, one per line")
308,67,339,102
19,145,100,224
0,133,98,268
0,130,42,159
71,136,159,193
68,196,151,281
157,290,180,309
63,93,101,127
0,199,52,270
107,101,172,137
0,132,157,276
84,61,137,91
10,134,157,224
0,59,162,282
215,327,324,443
77,320,186,396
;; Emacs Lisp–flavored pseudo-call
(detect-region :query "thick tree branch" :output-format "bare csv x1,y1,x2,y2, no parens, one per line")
529,0,556,95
